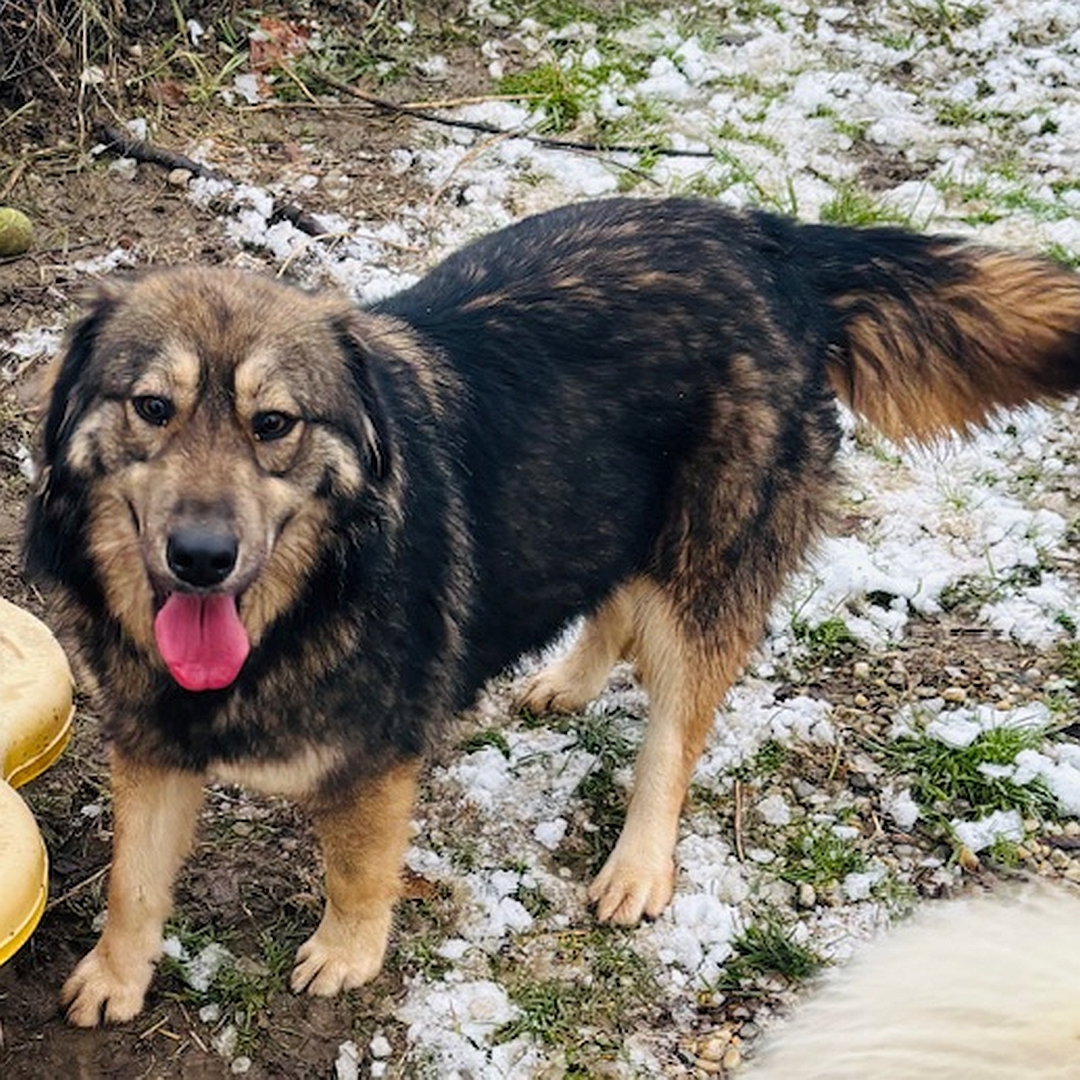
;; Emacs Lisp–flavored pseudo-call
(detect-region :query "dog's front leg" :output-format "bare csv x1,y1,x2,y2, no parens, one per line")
292,758,420,996
62,751,205,1026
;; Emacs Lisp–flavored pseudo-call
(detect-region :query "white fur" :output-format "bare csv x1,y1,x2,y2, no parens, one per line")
743,885,1080,1079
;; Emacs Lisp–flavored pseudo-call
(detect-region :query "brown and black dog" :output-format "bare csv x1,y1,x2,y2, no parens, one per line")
25,196,1080,1025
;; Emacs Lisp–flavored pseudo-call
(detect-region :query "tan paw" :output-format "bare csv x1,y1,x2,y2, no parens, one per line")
61,945,154,1027
588,848,676,925
517,664,592,715
290,912,390,996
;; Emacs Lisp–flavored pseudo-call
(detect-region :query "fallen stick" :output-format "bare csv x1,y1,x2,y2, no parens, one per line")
311,71,717,160
93,121,331,239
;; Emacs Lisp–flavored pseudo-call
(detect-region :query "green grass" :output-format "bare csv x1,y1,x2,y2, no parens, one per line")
459,728,512,758
791,615,859,664
158,922,295,1055
938,564,1043,613
819,182,913,227
779,824,867,887
1057,639,1080,681
878,724,1058,822
568,715,636,874
902,0,987,42
732,739,791,784
498,62,584,133
716,913,823,991
495,929,655,1071
490,0,650,32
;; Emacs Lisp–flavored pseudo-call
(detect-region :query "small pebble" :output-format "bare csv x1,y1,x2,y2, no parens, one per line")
168,167,194,186
699,1030,733,1060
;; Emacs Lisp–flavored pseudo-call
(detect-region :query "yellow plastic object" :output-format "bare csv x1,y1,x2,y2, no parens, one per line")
0,597,75,965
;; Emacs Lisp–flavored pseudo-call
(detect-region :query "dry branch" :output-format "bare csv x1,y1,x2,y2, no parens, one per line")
93,121,331,238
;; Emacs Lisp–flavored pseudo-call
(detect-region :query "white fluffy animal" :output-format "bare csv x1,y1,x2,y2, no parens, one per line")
742,885,1080,1079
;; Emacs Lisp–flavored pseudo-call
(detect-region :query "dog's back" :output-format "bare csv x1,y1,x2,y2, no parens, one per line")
744,885,1080,1080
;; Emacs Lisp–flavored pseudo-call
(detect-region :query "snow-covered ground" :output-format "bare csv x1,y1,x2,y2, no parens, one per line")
15,1,1080,1075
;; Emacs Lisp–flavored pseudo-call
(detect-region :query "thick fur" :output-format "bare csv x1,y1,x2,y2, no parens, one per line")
24,197,1080,1025
743,884,1080,1079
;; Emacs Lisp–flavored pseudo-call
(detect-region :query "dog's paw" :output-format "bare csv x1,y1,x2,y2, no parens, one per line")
61,946,154,1027
517,665,590,715
588,849,675,925
290,913,390,996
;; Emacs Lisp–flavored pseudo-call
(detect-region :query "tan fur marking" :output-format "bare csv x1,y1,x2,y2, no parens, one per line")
590,580,757,925
240,497,331,643
134,342,202,401
211,744,345,799
517,588,636,713
62,753,205,1026
86,478,157,654
292,760,422,995
830,247,1080,442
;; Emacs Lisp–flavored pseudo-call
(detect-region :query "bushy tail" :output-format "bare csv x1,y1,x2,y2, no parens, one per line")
803,223,1080,441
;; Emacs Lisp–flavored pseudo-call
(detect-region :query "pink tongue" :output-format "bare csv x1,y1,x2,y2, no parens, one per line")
153,594,250,691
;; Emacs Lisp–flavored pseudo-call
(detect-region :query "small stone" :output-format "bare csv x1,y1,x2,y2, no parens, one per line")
958,846,980,872
693,1058,722,1074
942,686,967,703
722,1045,742,1070
853,692,870,708
212,1024,239,1058
698,1031,733,1061
230,1058,252,1075
797,882,817,908
852,661,871,680
370,1034,392,1059
168,167,194,186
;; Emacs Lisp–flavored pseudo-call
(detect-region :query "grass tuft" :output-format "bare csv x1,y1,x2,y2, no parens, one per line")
879,724,1058,821
716,913,823,991
780,824,867,886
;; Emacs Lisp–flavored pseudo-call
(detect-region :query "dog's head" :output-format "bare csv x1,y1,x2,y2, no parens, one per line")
28,267,405,692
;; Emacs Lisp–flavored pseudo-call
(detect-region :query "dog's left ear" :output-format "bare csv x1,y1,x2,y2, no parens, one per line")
331,312,394,484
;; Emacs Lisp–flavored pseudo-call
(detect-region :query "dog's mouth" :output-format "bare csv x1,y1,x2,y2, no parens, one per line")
153,592,250,692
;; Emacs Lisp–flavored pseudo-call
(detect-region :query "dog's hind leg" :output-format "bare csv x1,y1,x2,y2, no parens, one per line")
292,758,421,995
588,579,762,924
517,588,635,714
62,752,205,1026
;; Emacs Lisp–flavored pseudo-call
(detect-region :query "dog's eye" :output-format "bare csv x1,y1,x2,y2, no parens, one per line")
132,395,175,427
252,411,297,442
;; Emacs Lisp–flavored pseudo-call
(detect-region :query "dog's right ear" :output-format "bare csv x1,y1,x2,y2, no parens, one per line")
25,281,126,592
39,280,126,469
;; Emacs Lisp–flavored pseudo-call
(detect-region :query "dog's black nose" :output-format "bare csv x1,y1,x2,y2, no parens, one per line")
166,526,239,587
